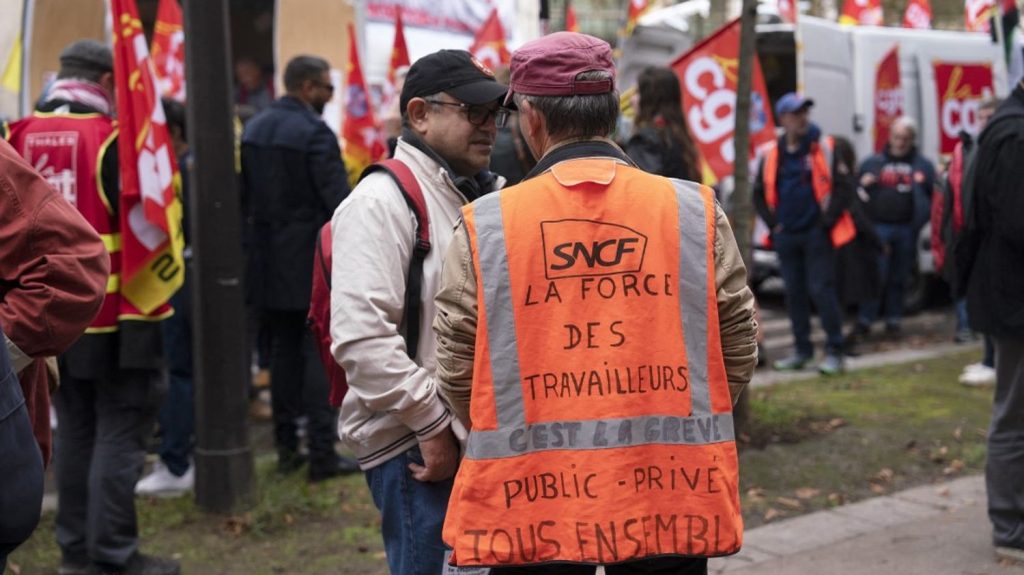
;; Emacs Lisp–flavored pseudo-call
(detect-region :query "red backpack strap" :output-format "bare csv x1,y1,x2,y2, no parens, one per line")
359,159,430,359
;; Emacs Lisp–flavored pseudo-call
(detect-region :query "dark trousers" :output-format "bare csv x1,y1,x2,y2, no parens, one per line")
490,558,707,575
987,337,1024,549
775,227,844,355
859,222,916,328
265,310,336,465
0,386,44,569
55,369,163,567
158,274,194,477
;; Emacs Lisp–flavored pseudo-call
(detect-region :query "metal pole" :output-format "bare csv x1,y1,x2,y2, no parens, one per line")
183,0,255,513
730,0,759,437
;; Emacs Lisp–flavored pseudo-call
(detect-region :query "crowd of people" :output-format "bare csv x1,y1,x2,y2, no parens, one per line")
0,26,1020,575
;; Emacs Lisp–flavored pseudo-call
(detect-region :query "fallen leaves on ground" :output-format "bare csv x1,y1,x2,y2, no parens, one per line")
795,487,821,500
763,508,783,522
828,492,846,506
746,487,766,502
775,497,803,510
223,514,253,536
953,426,963,441
929,445,950,463
935,486,951,497
943,459,966,476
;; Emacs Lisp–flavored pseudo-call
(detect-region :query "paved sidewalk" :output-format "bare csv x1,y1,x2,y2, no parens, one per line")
709,475,1023,575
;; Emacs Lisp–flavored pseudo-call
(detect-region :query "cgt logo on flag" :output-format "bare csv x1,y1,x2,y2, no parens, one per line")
541,220,648,280
934,62,993,156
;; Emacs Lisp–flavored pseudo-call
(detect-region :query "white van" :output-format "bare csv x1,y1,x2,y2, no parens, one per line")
753,17,1009,309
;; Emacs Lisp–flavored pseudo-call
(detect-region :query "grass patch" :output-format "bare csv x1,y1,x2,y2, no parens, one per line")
739,350,993,528
9,456,388,575
8,351,992,573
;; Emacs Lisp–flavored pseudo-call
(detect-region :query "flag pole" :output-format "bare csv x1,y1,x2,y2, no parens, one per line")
182,0,255,513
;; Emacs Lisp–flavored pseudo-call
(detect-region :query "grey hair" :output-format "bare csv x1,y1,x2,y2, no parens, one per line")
891,115,917,139
514,71,619,141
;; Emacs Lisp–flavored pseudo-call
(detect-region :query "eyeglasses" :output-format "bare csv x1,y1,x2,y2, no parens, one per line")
425,99,511,128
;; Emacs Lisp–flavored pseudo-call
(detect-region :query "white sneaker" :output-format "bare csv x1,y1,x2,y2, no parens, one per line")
960,365,997,387
135,461,194,496
963,362,987,374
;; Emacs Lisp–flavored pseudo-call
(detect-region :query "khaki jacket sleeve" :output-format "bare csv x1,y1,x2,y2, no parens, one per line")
713,204,759,403
433,222,477,428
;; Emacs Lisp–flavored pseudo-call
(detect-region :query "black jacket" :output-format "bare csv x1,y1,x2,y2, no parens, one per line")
625,126,701,182
963,84,1024,337
241,96,350,311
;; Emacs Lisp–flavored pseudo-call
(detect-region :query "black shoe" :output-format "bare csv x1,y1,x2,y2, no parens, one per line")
277,449,306,474
308,454,360,482
954,329,976,344
90,553,180,575
884,323,902,338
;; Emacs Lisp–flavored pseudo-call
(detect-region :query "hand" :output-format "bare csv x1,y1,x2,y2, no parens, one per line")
409,426,459,482
860,173,877,188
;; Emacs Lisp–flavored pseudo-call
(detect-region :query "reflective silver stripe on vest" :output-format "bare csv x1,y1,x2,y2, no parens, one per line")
673,180,711,416
472,193,527,429
468,179,727,461
465,413,735,459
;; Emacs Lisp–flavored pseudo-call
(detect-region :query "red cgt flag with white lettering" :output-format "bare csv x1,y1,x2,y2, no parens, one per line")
840,0,884,25
671,18,776,184
150,0,186,102
874,45,904,152
111,0,186,313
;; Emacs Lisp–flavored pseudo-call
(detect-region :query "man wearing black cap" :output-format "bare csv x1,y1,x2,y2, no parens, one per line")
754,92,856,376
331,49,507,575
6,40,180,575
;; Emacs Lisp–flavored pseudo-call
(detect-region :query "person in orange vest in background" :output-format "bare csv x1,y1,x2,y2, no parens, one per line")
753,93,856,376
433,32,758,573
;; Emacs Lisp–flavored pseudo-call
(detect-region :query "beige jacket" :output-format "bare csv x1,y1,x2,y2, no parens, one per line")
331,138,502,469
433,160,759,427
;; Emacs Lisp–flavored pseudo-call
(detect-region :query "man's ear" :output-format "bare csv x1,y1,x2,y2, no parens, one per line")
405,98,430,132
100,71,115,96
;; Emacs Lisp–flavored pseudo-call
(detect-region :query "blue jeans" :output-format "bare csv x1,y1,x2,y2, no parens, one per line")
158,271,194,477
365,446,454,575
775,227,844,356
859,223,916,328
955,298,970,333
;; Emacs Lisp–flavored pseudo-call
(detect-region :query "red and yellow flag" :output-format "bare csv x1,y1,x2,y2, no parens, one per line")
111,0,185,313
469,8,511,70
150,0,186,102
566,3,580,32
903,0,932,28
965,0,996,31
387,7,411,90
625,0,648,35
342,23,385,188
839,0,884,25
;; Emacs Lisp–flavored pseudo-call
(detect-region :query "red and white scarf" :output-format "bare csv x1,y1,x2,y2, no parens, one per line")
44,78,113,115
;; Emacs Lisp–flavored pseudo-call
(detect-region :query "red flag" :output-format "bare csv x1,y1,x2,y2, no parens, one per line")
469,8,510,70
342,24,386,188
671,18,776,184
625,0,648,35
965,0,996,31
777,0,798,23
840,0,884,25
873,46,904,152
903,0,932,28
150,0,186,102
566,3,580,32
111,0,185,312
934,61,994,156
387,8,411,90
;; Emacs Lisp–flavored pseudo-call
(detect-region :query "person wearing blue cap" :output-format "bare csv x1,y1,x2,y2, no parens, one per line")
754,92,858,375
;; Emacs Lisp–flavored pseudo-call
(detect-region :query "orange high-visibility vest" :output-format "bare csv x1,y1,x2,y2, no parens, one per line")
444,157,742,567
762,135,856,248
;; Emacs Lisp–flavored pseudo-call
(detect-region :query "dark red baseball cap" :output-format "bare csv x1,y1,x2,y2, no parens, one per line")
505,32,615,107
